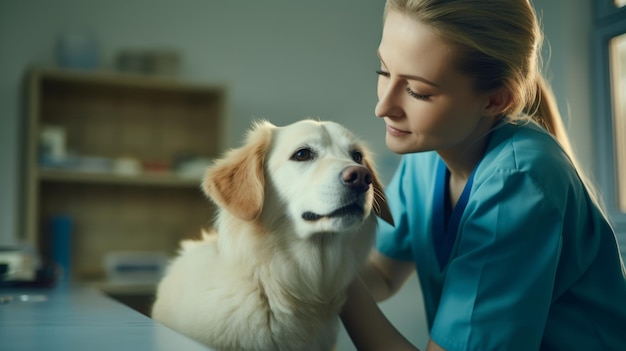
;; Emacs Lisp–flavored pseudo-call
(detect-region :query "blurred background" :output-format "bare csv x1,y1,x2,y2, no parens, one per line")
0,1,624,350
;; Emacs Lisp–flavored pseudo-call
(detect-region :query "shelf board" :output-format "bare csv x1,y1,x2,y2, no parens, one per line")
38,168,203,188
30,65,225,95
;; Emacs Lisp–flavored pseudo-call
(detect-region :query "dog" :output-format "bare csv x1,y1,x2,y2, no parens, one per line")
151,119,393,351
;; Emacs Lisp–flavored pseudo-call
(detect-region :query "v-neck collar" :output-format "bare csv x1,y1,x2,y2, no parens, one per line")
432,158,476,271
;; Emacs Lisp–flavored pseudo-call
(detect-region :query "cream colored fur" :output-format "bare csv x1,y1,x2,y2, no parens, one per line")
152,119,393,351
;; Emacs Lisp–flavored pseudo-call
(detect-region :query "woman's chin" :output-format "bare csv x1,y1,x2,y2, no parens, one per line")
385,135,411,154
385,134,430,154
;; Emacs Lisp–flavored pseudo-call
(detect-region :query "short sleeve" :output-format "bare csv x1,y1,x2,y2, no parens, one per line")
430,169,563,351
376,153,438,262
376,156,413,261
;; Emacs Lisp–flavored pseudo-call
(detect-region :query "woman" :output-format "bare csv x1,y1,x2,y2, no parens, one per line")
341,0,626,350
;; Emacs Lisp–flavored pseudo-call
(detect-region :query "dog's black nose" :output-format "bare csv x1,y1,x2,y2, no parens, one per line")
340,165,372,193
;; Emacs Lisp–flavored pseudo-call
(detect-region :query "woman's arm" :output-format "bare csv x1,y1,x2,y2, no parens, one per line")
341,278,448,351
341,277,420,351
360,250,416,301
344,251,449,351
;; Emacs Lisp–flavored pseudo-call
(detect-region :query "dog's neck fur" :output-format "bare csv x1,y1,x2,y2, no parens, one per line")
215,209,375,321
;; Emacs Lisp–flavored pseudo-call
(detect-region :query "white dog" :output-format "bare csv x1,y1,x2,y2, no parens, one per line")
151,119,393,351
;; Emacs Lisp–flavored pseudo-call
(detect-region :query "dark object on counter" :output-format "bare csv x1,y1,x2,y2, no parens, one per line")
0,265,60,288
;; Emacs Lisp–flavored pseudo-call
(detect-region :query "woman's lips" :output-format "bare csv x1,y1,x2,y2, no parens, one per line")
386,124,410,137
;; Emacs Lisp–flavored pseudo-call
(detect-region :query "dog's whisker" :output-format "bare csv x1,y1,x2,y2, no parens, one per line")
372,187,385,211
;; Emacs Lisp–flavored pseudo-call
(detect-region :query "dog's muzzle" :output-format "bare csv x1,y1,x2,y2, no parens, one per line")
301,166,371,222
339,165,372,194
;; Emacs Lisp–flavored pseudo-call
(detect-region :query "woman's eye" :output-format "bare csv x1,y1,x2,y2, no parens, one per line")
291,147,316,162
375,69,390,78
406,87,431,100
351,150,363,164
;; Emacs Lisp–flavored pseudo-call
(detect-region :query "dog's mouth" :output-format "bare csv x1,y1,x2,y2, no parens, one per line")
301,203,364,222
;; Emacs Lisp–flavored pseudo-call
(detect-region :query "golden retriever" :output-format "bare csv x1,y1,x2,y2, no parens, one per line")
151,119,393,351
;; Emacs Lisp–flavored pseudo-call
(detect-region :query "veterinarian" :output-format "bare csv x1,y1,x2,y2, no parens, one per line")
340,0,626,350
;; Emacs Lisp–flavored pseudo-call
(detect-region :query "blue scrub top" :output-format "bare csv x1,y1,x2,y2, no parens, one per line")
377,121,626,351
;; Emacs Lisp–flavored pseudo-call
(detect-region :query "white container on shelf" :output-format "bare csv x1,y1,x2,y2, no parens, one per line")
104,251,168,285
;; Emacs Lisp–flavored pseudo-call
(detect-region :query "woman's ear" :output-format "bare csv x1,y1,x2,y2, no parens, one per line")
483,87,512,117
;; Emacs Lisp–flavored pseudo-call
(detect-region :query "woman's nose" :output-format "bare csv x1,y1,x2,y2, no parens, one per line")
375,81,403,119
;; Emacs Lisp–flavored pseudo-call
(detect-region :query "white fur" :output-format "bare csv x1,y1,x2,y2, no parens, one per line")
151,120,391,351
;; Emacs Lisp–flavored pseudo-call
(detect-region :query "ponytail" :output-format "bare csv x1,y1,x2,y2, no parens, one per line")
527,75,607,214
525,75,575,160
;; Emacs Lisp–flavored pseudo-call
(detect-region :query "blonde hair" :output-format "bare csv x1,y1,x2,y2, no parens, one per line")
383,0,605,207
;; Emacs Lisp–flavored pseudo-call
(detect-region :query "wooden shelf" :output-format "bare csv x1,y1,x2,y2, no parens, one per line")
38,168,202,188
30,66,219,95
20,66,225,284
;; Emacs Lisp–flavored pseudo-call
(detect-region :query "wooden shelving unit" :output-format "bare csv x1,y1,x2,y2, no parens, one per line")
38,168,202,188
20,67,227,288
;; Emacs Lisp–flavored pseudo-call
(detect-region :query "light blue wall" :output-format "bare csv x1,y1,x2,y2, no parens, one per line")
0,0,402,247
0,1,594,349
538,0,594,172
0,0,596,243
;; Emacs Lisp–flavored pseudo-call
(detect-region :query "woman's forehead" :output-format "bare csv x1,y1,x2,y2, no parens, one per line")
378,11,459,85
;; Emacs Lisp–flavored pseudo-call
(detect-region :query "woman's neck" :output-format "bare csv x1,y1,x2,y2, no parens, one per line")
437,116,498,207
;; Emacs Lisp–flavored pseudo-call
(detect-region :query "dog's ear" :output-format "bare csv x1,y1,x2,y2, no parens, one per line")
202,121,275,221
365,158,394,227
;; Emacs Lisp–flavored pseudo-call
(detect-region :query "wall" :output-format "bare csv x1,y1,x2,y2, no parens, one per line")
538,0,594,173
0,0,404,247
0,1,594,350
0,1,416,349
0,0,596,243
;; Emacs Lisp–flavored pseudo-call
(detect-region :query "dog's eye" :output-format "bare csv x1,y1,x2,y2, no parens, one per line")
351,150,363,164
291,148,316,162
